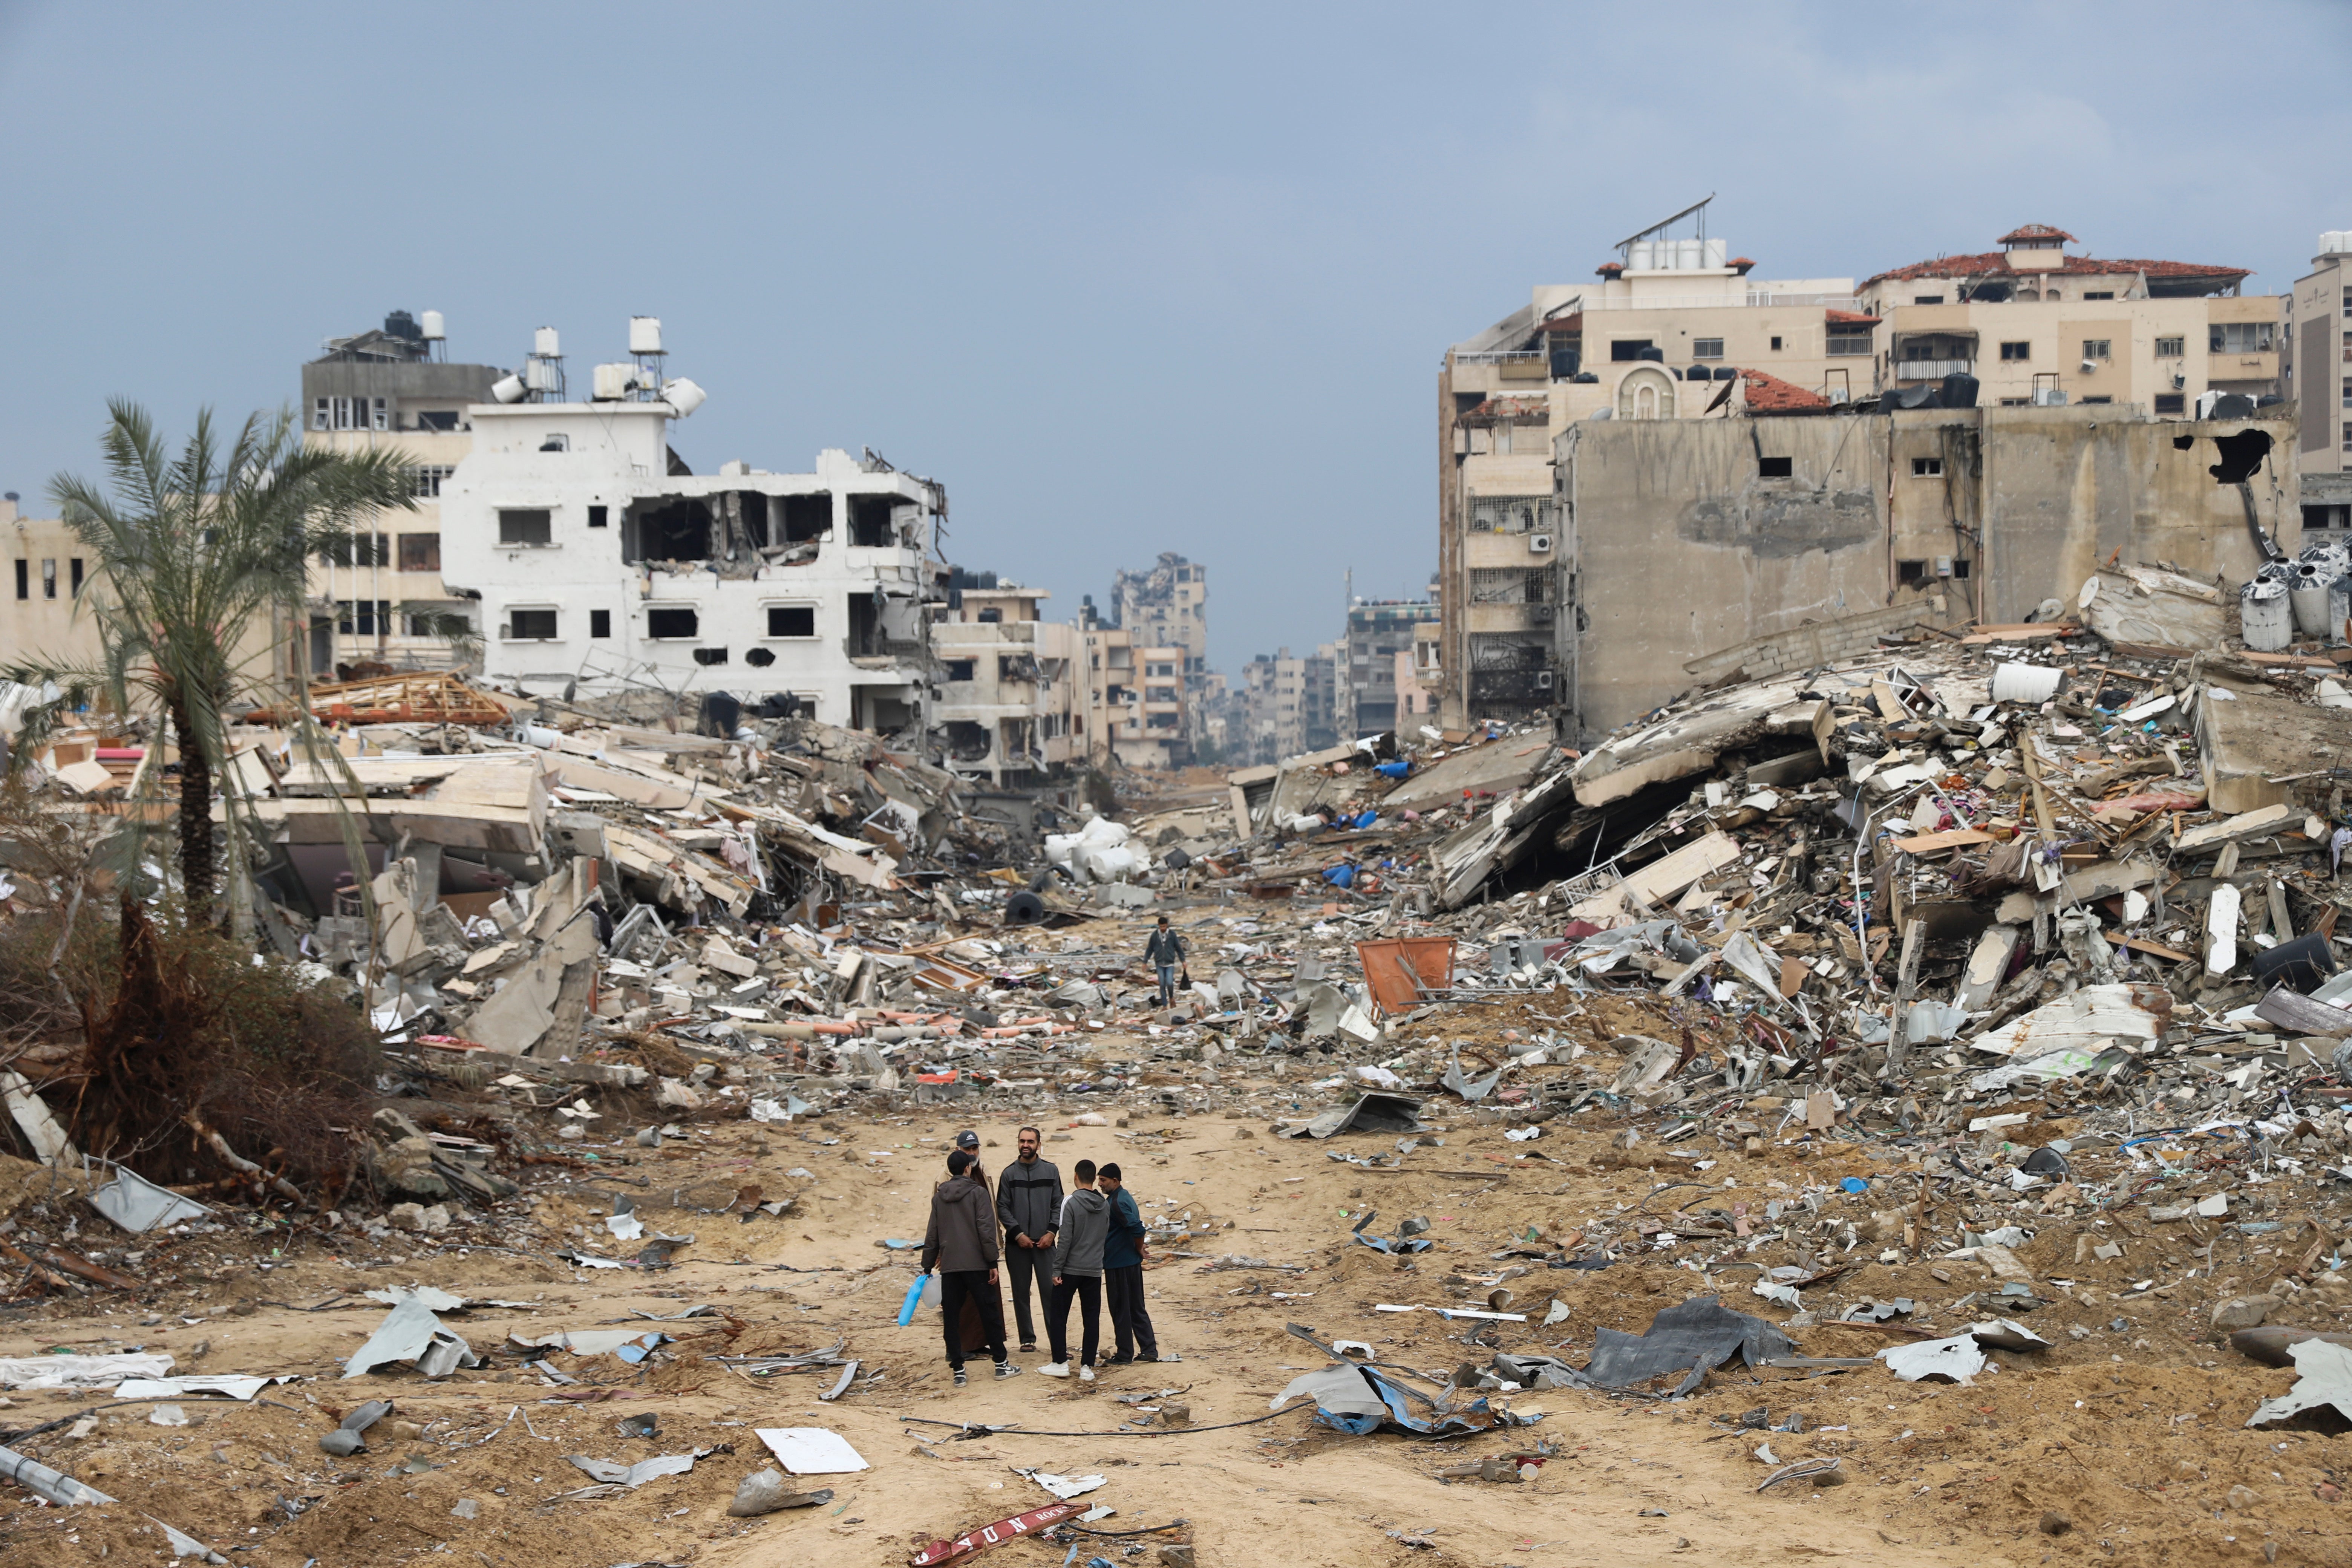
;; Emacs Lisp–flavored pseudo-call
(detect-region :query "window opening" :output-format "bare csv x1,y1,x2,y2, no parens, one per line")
767,604,816,638
646,607,700,639
498,509,553,546
398,533,441,573
590,609,611,638
508,608,557,640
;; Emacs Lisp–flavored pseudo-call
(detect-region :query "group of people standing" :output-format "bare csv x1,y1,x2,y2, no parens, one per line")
917,1125,1168,1386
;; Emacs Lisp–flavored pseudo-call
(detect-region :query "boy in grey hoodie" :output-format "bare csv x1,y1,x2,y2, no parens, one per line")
1041,1159,1110,1380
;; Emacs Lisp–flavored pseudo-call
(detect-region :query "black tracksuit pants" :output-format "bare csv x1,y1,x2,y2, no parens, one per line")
1048,1274,1102,1367
1004,1244,1050,1345
937,1269,1006,1370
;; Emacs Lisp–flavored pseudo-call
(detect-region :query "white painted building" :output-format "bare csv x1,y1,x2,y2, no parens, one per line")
438,363,945,732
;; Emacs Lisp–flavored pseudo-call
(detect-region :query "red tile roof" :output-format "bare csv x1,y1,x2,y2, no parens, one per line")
1825,308,1881,325
1739,369,1830,414
1863,250,2249,289
1998,223,2078,245
1595,261,1624,276
1727,257,1756,268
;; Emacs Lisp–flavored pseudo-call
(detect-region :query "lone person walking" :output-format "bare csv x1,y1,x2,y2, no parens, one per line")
1144,915,1187,1009
1098,1162,1162,1365
994,1125,1063,1353
920,1150,1019,1386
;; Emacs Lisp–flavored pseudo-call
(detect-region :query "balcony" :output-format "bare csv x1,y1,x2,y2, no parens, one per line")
1895,358,1974,381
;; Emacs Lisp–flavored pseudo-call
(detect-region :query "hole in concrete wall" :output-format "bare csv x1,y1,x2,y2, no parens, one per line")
847,495,908,548
781,493,832,543
744,646,775,666
732,490,771,550
693,647,729,666
2208,429,2273,485
944,721,991,761
632,498,713,562
1897,559,1930,586
1758,456,1793,478
2173,436,2196,450
647,606,699,639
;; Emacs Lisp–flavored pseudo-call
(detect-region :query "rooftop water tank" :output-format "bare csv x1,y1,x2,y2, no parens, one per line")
1629,242,1654,271
662,378,707,417
420,310,445,341
533,326,561,359
490,374,525,404
629,317,663,355
591,363,632,401
1703,239,1726,270
525,358,559,392
1677,239,1703,270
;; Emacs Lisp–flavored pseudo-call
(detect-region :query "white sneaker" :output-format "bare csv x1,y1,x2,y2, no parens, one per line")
1038,1362,1070,1378
1078,1364,1096,1383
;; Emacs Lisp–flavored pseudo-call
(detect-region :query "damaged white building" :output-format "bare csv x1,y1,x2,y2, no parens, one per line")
439,322,946,733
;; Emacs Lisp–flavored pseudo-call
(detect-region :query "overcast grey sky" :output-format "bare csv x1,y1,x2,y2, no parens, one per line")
3,2,2347,675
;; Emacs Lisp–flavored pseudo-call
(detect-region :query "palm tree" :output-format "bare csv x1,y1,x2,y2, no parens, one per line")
7,400,417,909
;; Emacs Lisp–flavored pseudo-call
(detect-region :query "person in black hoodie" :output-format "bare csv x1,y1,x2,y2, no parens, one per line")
994,1125,1063,1353
920,1150,1019,1386
1040,1159,1110,1381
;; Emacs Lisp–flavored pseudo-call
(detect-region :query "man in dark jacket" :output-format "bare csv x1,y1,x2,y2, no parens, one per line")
921,1150,1019,1385
1143,915,1186,1007
1041,1159,1110,1381
994,1125,1062,1353
1098,1163,1161,1364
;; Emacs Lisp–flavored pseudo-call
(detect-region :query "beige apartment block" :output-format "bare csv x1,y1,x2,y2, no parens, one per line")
932,580,1078,783
2285,230,2352,533
300,311,502,677
1859,224,2278,415
1079,621,1188,770
0,495,107,672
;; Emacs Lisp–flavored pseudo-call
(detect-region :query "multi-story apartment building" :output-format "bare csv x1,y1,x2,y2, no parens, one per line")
1077,614,1188,770
1271,644,1337,759
2286,229,2352,531
1338,594,1440,738
1857,224,2278,413
301,311,501,676
437,318,947,733
932,573,1079,783
1111,551,1220,752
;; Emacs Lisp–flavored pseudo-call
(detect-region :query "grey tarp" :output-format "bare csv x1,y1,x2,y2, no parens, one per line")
1582,1295,1795,1396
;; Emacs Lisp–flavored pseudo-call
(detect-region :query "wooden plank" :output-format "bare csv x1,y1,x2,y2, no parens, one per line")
1891,827,1996,854
2254,985,2352,1037
2114,934,2196,964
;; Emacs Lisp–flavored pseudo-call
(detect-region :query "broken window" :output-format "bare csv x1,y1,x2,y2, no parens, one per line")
1146,685,1178,703
729,491,771,550
1999,341,2031,361
628,498,711,562
646,606,699,639
507,608,557,640
590,609,611,638
2082,290,2115,301
2155,336,2185,358
408,465,455,498
336,599,392,634
693,647,728,666
781,493,832,544
1897,559,1929,586
499,509,553,546
1758,456,1793,478
1911,456,1943,477
69,559,82,596
943,659,977,682
767,604,816,638
588,505,608,528
847,494,908,548
2211,322,2275,354
744,646,775,666
398,533,441,573
415,410,459,432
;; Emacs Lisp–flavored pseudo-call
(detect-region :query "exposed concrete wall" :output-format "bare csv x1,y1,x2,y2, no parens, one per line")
1559,408,2298,737
1561,417,1894,734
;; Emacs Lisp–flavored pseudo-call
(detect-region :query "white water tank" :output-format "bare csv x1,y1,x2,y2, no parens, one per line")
525,358,559,392
1703,239,1726,269
1677,239,1704,270
533,326,561,358
490,374,525,404
662,377,707,416
629,316,663,355
1629,242,1654,271
420,310,445,341
2242,579,2292,651
591,363,632,401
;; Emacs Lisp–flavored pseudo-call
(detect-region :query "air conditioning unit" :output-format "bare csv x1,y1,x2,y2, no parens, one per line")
2079,359,2098,375
1528,533,1554,554
1527,603,1555,624
1534,670,1556,690
2172,372,2186,390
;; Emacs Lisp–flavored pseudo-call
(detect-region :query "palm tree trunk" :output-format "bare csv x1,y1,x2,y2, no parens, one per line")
170,698,214,908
